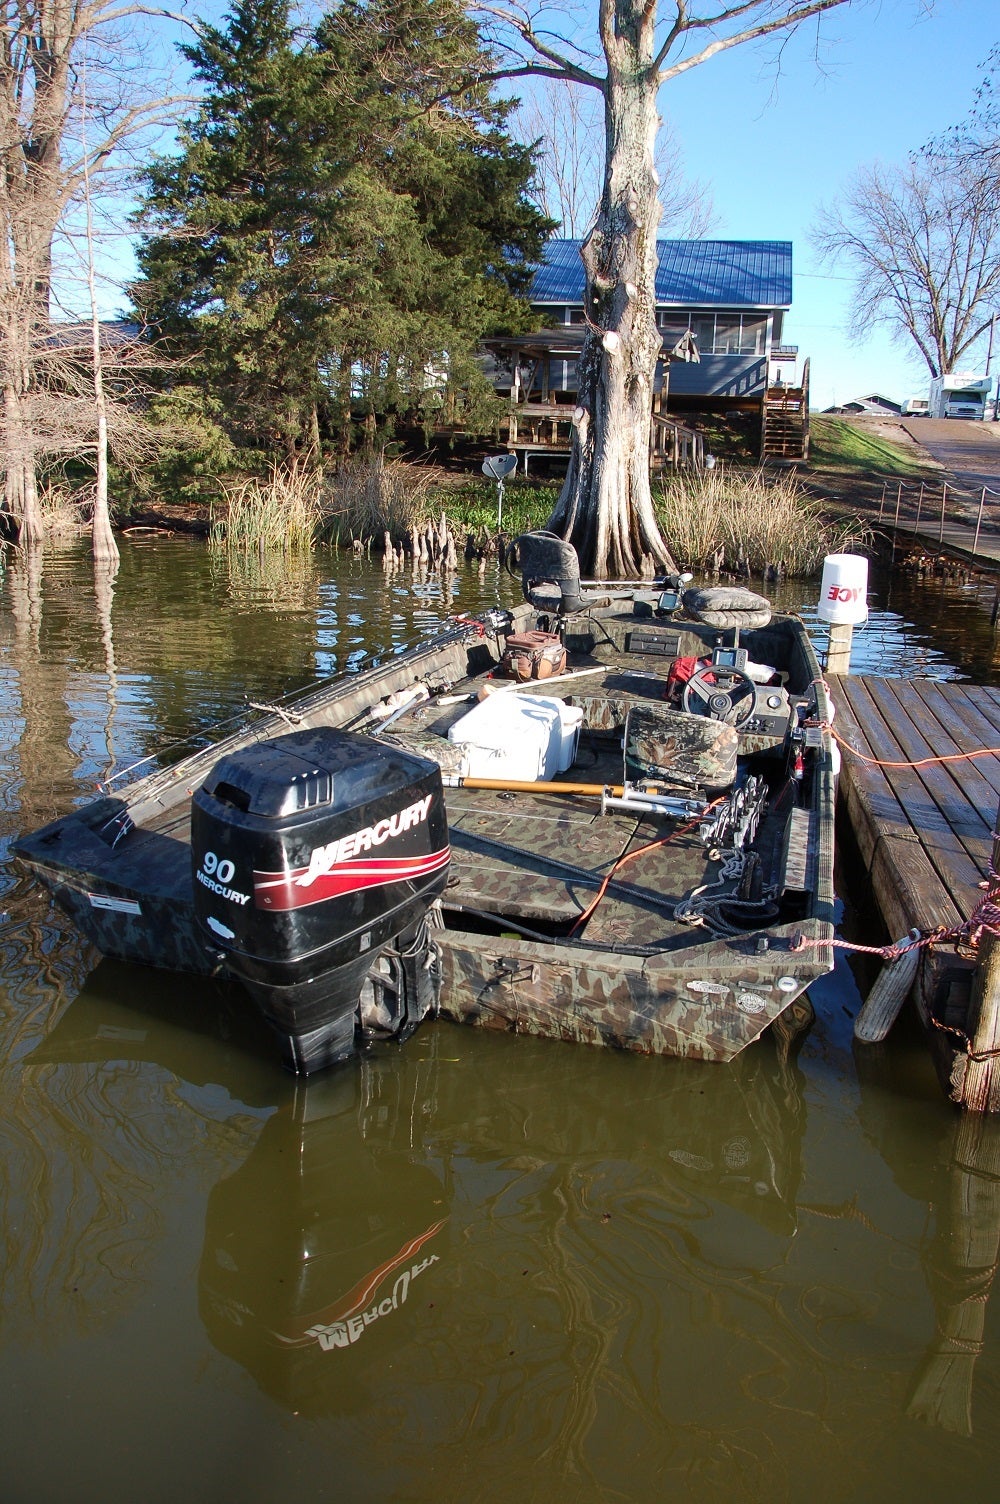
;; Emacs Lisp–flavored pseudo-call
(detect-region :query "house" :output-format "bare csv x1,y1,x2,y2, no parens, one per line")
484,238,808,466
823,394,902,417
524,237,795,409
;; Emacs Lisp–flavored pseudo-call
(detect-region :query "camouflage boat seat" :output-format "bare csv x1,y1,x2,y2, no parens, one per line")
681,586,772,634
508,532,634,617
624,703,739,793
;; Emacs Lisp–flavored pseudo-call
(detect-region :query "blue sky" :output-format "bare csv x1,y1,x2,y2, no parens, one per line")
94,0,993,413
660,0,996,408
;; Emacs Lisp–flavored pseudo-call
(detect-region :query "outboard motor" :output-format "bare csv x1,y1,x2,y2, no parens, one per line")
191,728,450,1074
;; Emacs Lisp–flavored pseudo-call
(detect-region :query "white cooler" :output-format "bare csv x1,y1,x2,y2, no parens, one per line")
448,693,583,781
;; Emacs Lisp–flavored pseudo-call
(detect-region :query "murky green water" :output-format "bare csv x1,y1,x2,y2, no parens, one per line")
2,540,999,1503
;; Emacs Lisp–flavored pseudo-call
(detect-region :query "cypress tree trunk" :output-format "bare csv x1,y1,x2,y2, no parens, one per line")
4,361,43,546
546,7,676,580
84,121,119,566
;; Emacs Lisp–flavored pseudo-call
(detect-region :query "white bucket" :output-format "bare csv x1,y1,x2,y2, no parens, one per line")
817,553,868,625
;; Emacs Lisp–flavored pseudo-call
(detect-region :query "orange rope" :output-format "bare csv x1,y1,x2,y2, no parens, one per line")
824,723,1000,773
568,800,723,937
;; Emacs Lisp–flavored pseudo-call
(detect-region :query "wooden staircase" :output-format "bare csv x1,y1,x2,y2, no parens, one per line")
761,358,810,462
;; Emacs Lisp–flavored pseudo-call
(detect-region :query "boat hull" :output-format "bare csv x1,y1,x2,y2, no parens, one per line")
15,599,837,1074
437,919,828,1062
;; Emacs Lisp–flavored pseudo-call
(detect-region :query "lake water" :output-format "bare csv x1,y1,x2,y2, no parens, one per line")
2,539,999,1503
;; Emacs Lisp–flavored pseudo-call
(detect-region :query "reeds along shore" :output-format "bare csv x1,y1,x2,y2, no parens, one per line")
205,455,870,582
656,466,870,579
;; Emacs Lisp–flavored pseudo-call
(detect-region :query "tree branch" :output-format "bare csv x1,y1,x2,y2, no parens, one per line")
472,4,605,89
656,0,851,82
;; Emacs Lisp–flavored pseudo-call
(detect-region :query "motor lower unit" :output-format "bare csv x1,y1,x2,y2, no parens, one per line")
191,728,450,1073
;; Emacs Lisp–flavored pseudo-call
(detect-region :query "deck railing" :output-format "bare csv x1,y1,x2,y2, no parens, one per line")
650,413,705,468
499,404,704,473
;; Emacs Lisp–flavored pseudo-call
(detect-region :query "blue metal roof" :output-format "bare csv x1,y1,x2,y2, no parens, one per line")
531,239,792,308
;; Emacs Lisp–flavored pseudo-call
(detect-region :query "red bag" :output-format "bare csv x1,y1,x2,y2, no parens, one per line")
664,655,708,703
499,631,567,681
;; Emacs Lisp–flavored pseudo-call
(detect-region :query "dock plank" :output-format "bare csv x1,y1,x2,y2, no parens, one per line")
875,679,992,859
832,680,911,838
831,678,965,934
974,686,1000,716
911,681,1000,802
959,685,1000,742
836,675,987,905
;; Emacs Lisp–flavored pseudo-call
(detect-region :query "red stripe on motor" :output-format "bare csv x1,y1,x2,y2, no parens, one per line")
254,847,450,911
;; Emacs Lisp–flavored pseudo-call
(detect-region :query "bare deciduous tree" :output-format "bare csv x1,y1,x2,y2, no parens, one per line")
813,154,1000,379
9,314,182,558
517,77,714,239
941,45,1000,176
474,0,855,578
0,0,186,548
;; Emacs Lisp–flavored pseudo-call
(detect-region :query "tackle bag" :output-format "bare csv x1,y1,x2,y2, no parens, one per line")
498,630,567,681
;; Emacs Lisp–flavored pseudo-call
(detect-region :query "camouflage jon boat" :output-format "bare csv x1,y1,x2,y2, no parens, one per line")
14,534,836,1074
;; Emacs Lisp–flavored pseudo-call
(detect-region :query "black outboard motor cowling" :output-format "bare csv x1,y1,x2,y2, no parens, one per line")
191,728,449,1074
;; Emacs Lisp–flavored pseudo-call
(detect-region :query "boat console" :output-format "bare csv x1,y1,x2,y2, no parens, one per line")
677,585,795,747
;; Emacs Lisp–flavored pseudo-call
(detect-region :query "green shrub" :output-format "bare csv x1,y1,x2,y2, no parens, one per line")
431,479,558,539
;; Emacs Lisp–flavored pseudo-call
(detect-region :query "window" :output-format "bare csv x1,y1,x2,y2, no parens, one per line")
713,317,743,354
668,312,769,355
738,318,767,355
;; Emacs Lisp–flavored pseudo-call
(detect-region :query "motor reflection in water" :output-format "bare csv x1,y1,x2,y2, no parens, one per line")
35,970,810,1422
200,1069,451,1412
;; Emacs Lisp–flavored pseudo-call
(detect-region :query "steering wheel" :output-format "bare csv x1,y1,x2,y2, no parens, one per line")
682,665,757,726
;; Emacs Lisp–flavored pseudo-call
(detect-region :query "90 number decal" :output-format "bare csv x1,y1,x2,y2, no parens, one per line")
201,850,236,884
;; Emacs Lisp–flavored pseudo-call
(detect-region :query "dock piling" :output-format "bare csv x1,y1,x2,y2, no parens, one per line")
825,622,854,674
957,808,1000,1112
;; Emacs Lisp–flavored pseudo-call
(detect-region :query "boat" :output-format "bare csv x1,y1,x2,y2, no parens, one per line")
14,532,836,1073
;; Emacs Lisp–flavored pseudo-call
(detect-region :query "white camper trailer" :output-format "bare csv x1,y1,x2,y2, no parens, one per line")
927,373,992,420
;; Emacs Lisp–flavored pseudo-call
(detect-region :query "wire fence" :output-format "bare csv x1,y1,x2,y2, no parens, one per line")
876,476,1000,558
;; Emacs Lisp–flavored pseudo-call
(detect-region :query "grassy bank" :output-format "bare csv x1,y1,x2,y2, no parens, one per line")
808,415,931,479
657,465,870,577
208,458,558,555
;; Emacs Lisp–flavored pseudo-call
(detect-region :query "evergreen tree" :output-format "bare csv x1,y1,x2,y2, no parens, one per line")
132,0,550,463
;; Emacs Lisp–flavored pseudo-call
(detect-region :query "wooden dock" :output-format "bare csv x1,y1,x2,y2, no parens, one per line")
830,673,1000,1108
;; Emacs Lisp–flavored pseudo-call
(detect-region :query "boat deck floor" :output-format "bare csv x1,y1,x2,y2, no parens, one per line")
382,644,783,954
120,635,795,957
